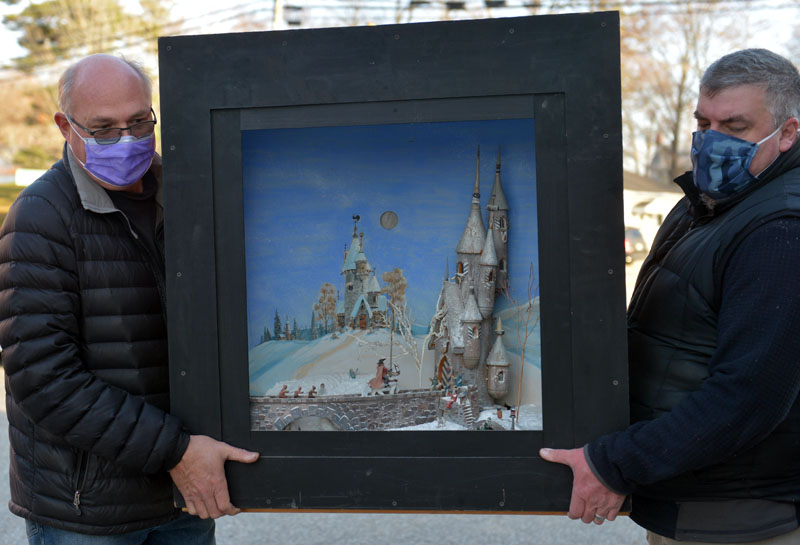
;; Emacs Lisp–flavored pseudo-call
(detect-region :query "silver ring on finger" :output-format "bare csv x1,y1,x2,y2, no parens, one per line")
594,514,606,523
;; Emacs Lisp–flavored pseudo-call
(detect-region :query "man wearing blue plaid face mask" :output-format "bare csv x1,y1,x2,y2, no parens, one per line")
541,49,800,544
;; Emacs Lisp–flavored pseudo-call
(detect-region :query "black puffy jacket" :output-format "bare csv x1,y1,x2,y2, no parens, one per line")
0,146,190,535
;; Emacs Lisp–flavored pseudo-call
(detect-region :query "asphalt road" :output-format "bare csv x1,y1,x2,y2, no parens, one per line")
0,259,648,544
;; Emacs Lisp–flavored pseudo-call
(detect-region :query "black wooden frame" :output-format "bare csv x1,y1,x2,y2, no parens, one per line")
159,12,628,512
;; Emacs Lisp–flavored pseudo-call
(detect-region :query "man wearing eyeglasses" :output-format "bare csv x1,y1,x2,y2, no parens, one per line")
0,54,258,544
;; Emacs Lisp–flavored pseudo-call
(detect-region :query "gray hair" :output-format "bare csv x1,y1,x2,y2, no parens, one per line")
58,55,152,116
700,48,800,128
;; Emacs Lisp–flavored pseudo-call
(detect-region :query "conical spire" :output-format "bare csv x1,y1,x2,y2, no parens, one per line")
463,286,482,322
479,216,498,267
486,318,510,367
472,145,481,203
457,146,486,254
341,229,362,272
488,146,509,211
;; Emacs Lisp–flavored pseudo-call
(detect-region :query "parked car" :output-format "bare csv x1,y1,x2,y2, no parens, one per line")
624,226,648,264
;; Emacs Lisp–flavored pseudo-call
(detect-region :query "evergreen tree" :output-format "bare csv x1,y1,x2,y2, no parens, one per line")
310,312,317,340
292,318,298,340
273,309,282,340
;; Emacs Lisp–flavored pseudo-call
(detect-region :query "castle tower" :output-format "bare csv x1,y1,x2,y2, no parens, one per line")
461,287,482,369
487,146,509,292
341,229,361,317
477,217,498,317
354,232,372,292
486,317,511,402
456,146,486,301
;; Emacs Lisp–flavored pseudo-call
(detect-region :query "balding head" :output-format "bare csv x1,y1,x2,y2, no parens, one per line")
53,54,155,193
58,54,151,117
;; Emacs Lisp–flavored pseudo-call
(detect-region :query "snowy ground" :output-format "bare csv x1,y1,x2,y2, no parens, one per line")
250,329,429,396
249,324,544,430
391,404,543,431
250,326,542,406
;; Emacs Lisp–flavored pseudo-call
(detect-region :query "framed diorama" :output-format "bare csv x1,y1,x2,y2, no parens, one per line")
159,11,628,512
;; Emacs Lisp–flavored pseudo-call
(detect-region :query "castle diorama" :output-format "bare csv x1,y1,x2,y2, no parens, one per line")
249,145,537,432
427,146,513,409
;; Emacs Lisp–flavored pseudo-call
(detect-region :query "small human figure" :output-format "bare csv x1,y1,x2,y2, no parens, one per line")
278,384,288,398
496,408,503,419
319,383,326,395
368,358,390,390
293,386,303,398
308,385,317,398
446,393,458,410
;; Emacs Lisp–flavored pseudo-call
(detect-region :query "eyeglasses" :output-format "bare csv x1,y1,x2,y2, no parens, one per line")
68,107,157,145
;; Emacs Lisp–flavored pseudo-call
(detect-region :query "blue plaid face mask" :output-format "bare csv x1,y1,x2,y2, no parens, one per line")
691,126,781,199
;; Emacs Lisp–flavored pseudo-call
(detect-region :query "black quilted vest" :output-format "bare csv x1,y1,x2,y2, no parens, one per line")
628,165,800,502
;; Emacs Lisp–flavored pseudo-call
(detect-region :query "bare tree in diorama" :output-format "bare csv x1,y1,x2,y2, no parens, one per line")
500,262,540,421
313,282,337,335
381,267,408,374
386,298,426,388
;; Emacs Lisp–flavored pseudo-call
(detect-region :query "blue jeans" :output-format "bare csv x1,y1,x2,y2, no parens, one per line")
25,513,215,545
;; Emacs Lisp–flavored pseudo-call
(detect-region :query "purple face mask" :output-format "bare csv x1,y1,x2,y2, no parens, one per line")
69,121,155,187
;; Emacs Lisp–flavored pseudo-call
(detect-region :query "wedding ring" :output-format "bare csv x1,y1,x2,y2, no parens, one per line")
594,514,606,522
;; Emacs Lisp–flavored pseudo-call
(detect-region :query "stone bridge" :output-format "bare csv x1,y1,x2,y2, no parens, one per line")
250,387,479,431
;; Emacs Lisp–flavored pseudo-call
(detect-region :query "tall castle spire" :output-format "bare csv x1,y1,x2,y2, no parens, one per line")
472,145,481,203
488,146,508,211
456,146,486,255
487,146,509,292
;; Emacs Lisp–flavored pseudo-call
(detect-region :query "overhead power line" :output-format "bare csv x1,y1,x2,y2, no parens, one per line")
0,0,796,79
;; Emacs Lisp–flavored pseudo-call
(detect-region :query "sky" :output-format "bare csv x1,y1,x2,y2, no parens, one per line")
1,1,799,68
241,118,538,347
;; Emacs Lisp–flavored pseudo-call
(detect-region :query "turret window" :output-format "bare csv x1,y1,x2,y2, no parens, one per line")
499,259,506,272
457,262,464,274
486,270,494,282
467,326,479,339
497,370,505,382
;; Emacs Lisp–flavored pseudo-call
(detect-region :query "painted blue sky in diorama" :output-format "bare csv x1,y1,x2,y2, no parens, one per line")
242,119,541,427
242,118,539,349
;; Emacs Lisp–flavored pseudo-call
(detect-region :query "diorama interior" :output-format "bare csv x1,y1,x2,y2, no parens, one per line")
243,118,542,432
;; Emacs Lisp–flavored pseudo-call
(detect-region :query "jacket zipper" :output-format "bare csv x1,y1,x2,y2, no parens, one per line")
114,209,167,322
73,452,90,515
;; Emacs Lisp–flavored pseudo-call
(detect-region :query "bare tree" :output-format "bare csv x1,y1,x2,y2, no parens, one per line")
500,263,540,416
381,267,407,319
313,282,337,334
621,0,735,182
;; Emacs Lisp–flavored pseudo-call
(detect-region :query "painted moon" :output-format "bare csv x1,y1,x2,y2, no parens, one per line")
380,210,399,230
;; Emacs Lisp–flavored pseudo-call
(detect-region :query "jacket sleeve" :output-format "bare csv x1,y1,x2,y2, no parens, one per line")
0,188,189,474
586,217,800,494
